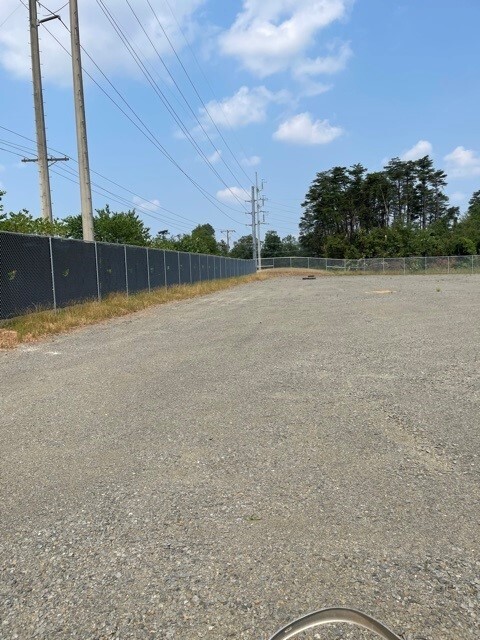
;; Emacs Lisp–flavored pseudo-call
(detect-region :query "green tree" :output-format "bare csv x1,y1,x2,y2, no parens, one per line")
190,223,218,254
299,155,473,258
262,230,283,257
455,192,480,253
64,205,151,245
217,239,229,256
0,208,67,237
230,234,253,259
281,234,300,256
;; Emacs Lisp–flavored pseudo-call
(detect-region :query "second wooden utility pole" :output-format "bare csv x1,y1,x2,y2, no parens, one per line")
69,0,94,241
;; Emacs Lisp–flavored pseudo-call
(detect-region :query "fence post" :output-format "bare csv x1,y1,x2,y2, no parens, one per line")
424,256,427,274
308,257,310,269
447,256,450,274
124,245,129,295
177,251,181,284
472,254,474,274
48,236,57,312
94,241,101,301
403,257,406,276
163,250,167,287
382,257,385,274
146,248,151,293
189,253,192,283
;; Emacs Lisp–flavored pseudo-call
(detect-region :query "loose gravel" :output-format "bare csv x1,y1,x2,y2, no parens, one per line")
1,274,479,639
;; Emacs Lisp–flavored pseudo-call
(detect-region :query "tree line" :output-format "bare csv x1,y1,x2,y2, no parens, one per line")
0,194,228,255
0,190,298,258
2,154,480,260
299,156,480,258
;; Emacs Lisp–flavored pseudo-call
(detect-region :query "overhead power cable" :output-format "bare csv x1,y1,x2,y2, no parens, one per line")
162,0,257,182
0,126,198,227
0,146,27,159
95,0,248,210
51,164,193,231
143,0,253,187
0,1,23,28
38,20,244,224
0,134,192,231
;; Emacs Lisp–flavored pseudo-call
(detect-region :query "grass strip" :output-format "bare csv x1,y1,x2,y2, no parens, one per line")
0,268,325,349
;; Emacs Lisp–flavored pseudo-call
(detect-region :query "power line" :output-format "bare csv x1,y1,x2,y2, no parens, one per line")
96,0,248,211
0,1,23,28
0,139,192,232
51,164,193,231
144,0,253,187
131,0,250,195
0,127,194,224
162,0,257,182
0,132,255,235
269,200,301,213
0,133,193,231
9,2,250,224
0,146,27,159
38,20,244,224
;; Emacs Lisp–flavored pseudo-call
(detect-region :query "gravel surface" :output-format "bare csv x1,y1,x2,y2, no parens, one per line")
1,274,479,640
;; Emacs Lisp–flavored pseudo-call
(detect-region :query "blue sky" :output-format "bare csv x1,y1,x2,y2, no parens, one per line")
1,0,480,241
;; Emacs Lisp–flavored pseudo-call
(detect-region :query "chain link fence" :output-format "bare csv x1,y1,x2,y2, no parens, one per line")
0,231,256,320
261,255,480,275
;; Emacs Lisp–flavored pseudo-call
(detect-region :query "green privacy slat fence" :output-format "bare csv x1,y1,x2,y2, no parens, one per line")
0,231,256,319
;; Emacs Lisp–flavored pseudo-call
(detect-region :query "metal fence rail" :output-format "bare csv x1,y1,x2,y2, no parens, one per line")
0,231,256,319
261,255,480,274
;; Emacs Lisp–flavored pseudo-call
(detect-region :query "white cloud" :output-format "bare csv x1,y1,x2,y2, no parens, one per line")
241,155,261,167
132,196,160,212
297,81,332,97
401,140,433,161
201,86,289,129
0,0,205,85
207,149,222,164
216,186,249,203
444,146,480,178
219,0,353,77
294,42,352,77
273,112,343,145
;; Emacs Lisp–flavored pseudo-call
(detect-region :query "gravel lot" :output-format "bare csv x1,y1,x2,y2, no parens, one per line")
1,274,479,640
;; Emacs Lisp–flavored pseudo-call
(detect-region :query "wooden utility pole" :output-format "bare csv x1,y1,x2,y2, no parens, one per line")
69,0,94,241
28,0,53,222
220,229,235,251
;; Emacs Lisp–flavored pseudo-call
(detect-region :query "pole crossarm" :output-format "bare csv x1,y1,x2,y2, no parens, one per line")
22,156,69,166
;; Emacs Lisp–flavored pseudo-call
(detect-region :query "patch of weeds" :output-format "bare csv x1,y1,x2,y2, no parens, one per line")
245,514,262,522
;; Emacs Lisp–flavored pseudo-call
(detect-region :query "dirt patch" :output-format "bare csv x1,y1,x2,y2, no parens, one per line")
0,329,18,350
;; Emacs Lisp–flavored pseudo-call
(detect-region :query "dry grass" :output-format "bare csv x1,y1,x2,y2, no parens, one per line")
0,268,327,349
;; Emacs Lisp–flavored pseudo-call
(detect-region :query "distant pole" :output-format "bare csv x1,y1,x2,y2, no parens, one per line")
249,186,257,267
69,0,94,241
28,0,53,222
255,172,262,269
220,229,235,251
